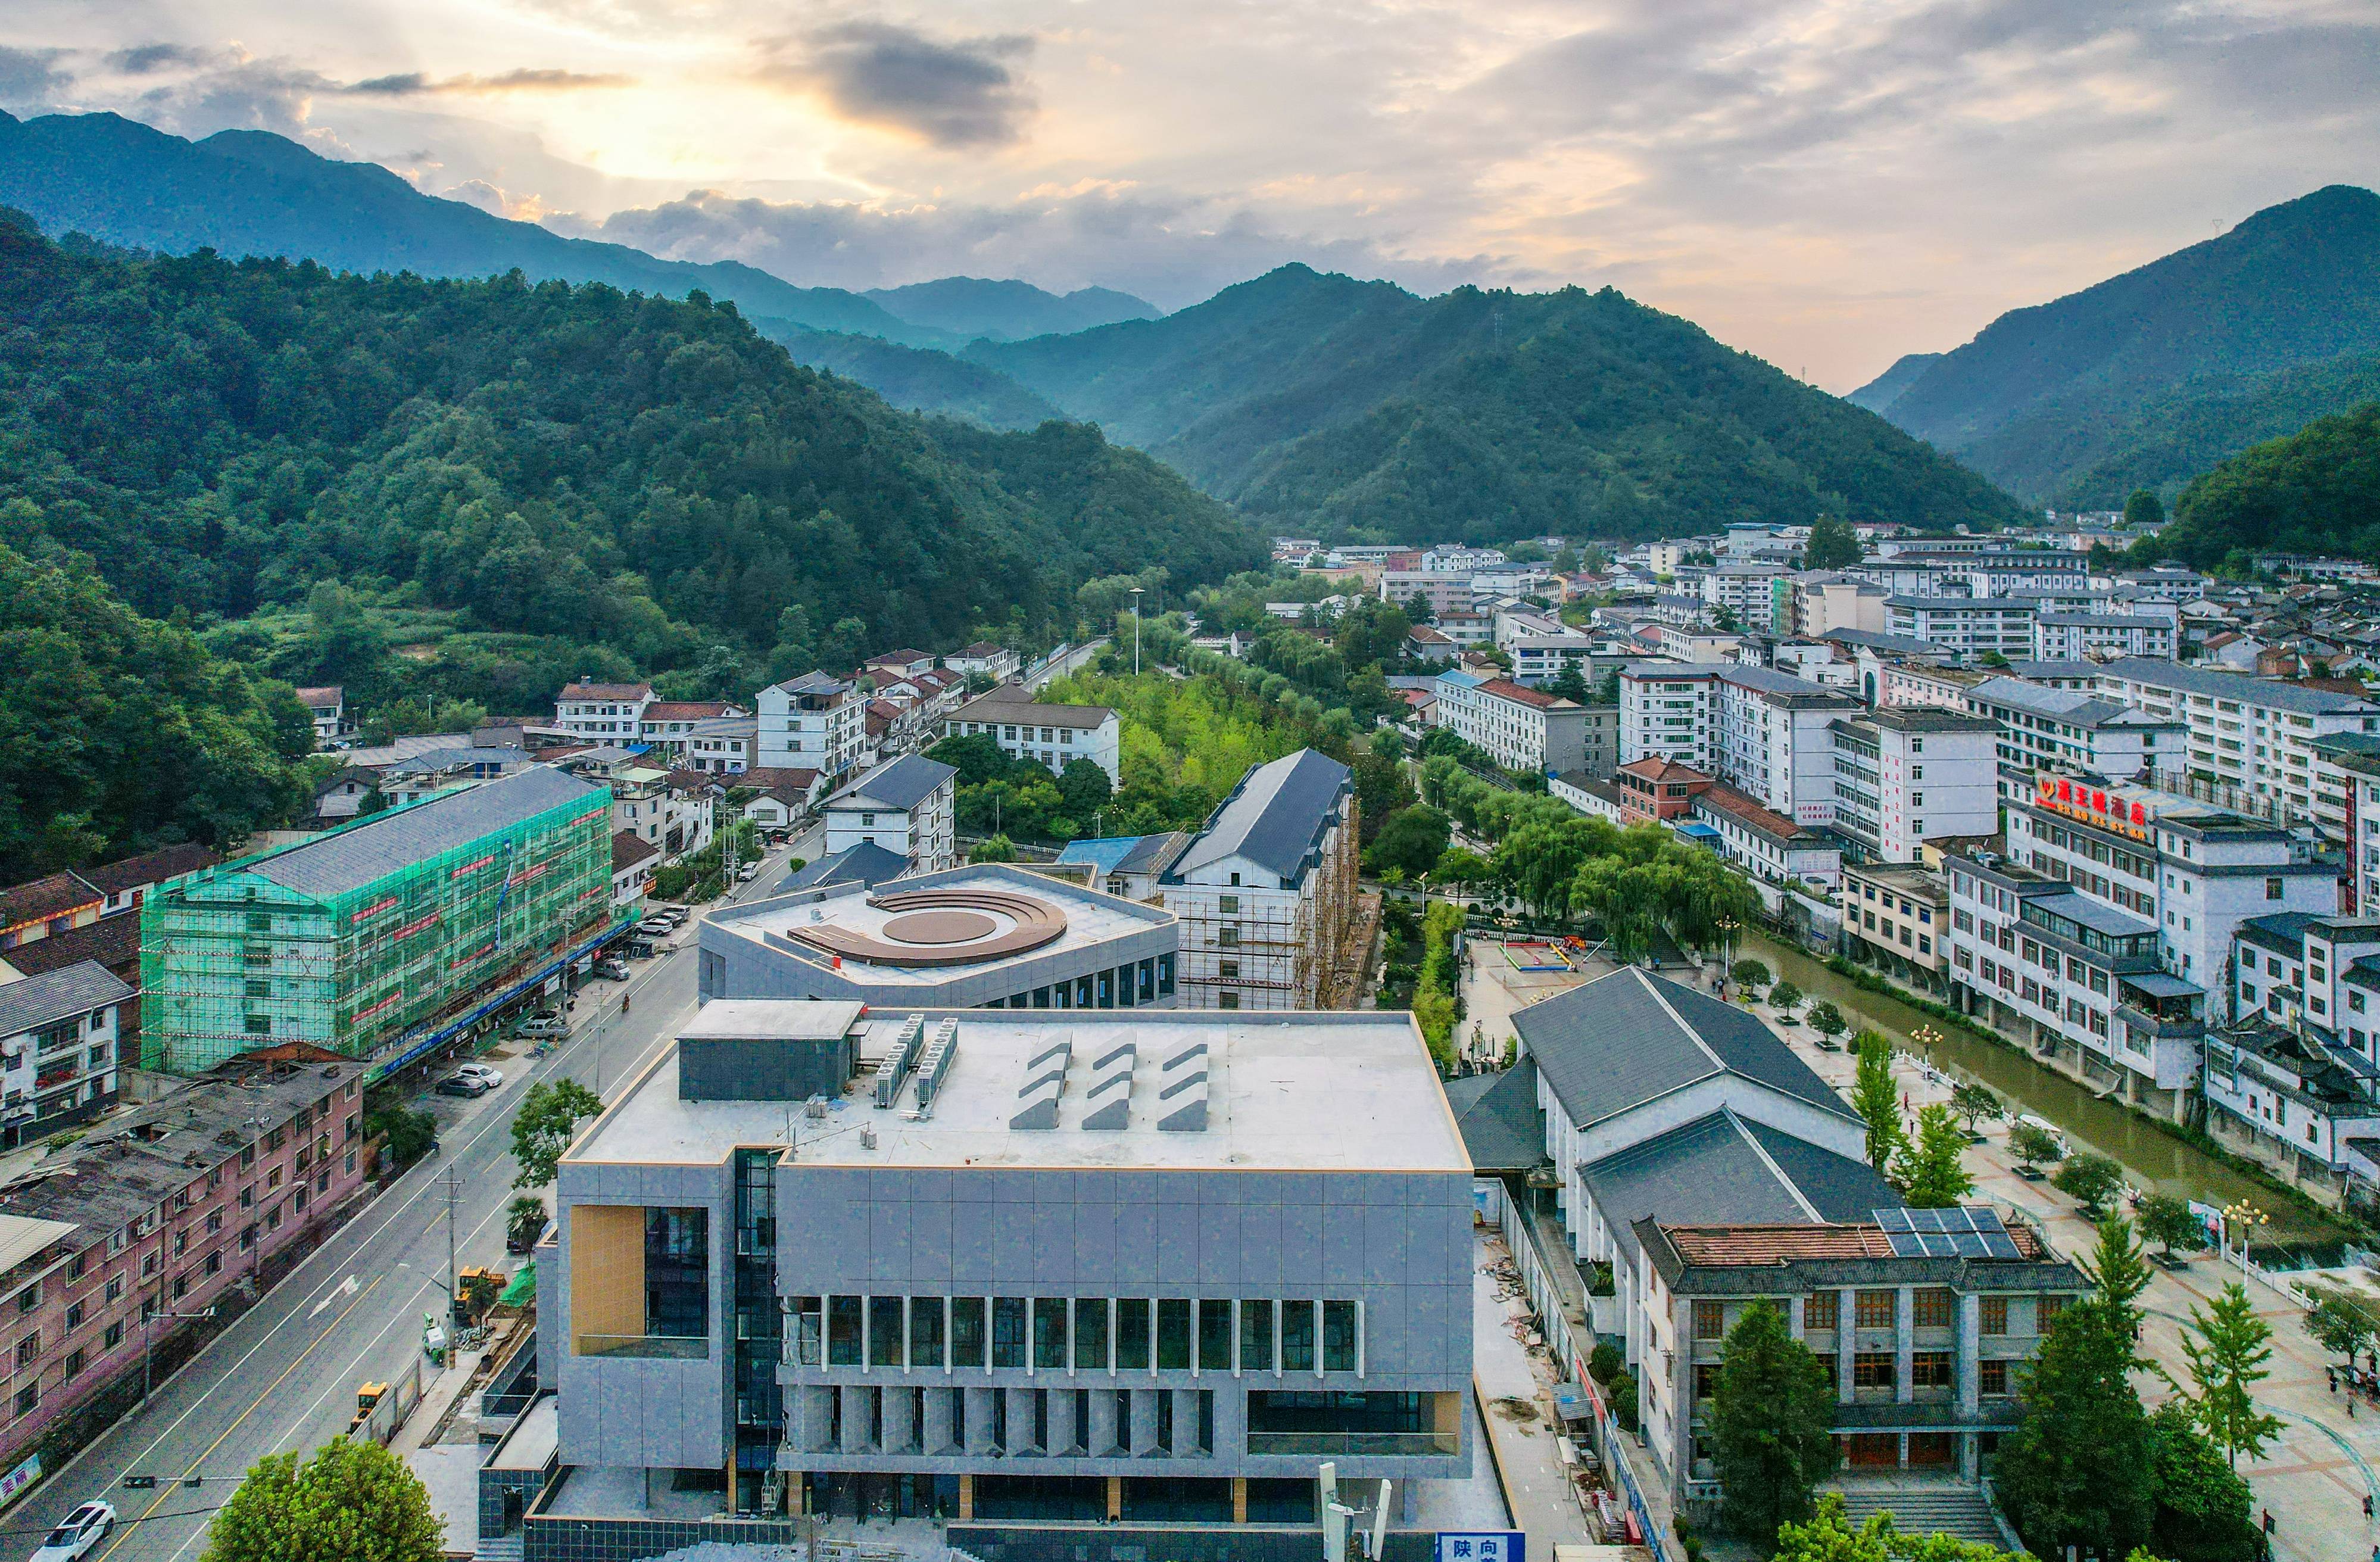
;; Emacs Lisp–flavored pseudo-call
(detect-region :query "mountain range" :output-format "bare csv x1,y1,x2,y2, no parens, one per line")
1852,185,2380,505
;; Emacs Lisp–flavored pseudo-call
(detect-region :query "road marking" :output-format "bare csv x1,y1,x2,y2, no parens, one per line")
93,1274,385,1562
309,1276,358,1318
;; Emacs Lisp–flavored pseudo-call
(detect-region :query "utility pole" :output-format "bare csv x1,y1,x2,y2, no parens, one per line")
1129,587,1144,675
436,1165,466,1324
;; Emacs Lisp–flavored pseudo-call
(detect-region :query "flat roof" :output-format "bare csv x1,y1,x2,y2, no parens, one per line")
681,1000,869,1041
570,1010,1467,1173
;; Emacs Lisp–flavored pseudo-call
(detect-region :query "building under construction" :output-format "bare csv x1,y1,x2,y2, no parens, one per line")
140,766,617,1077
1157,749,1361,1010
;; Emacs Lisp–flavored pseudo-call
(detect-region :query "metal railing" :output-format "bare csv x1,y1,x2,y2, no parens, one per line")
573,1333,708,1360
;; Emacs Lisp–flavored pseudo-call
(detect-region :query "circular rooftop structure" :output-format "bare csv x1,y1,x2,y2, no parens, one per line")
789,887,1068,968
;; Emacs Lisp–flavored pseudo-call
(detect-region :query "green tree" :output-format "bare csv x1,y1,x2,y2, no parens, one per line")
1708,1299,1842,1539
2007,1121,2064,1170
2181,1283,2285,1469
2125,488,2167,529
1996,1299,2158,1558
2136,1193,2207,1258
1849,1034,1904,1173
1730,958,1771,992
971,833,1018,862
365,1106,437,1170
1892,1103,1975,1206
2305,1286,2378,1368
1805,1000,1848,1043
1433,848,1493,888
1804,515,1864,570
1548,660,1592,704
1365,805,1453,879
1949,1082,2002,1133
2080,1212,2156,1336
510,1078,606,1190
2053,1152,2125,1217
1056,759,1112,822
1768,979,1804,1015
1772,1494,2016,1562
507,1196,549,1251
2147,1399,2260,1562
201,1437,444,1562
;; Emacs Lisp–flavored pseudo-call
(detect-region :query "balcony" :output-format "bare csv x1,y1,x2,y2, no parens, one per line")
1245,1431,1459,1457
574,1333,708,1360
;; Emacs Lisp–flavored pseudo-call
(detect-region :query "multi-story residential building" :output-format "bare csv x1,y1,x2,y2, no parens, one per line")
1637,1215,2084,1502
758,672,869,783
2201,913,2380,1201
1839,863,1951,996
2030,614,2176,661
0,1047,369,1477
1966,676,2188,802
944,688,1124,788
0,874,102,958
1378,571,1475,617
141,767,616,1077
612,831,659,916
2316,741,2380,915
685,718,757,775
2090,659,2380,837
1612,758,1715,825
1433,610,1495,648
1681,786,1842,890
2107,567,2209,601
1431,672,1588,774
0,962,126,1147
1861,551,2092,600
563,755,711,859
944,642,1021,682
1701,565,1778,629
1827,710,2001,863
1620,665,1858,827
295,685,347,747
822,756,957,875
556,681,656,744
1793,575,1888,638
540,1006,1467,1539
1873,662,1989,713
1943,772,2338,1115
633,701,748,760
1158,750,1359,1011
1883,598,2038,659
700,863,1178,1011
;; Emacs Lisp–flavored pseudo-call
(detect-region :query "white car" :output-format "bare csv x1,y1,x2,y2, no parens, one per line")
32,1502,115,1561
454,1064,503,1090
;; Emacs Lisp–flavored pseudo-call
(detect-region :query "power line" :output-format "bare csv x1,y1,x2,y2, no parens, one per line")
0,1498,231,1541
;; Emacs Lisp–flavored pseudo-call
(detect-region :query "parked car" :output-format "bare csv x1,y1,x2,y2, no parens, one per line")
594,958,631,981
31,1502,114,1561
454,1063,504,1090
435,1074,491,1098
737,863,760,883
515,1014,570,1040
654,906,690,925
635,917,674,937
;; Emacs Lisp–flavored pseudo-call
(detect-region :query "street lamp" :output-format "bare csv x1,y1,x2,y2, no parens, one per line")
2217,1198,2269,1274
1715,915,1739,993
1128,587,1144,675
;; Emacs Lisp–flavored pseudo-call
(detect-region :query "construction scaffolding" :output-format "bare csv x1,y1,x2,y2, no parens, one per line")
141,768,617,1075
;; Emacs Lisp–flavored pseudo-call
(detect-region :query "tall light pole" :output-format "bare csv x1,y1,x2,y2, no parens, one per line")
1128,587,1144,675
437,1165,466,1326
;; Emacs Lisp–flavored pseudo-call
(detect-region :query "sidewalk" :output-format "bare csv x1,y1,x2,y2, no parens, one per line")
1474,1230,1599,1548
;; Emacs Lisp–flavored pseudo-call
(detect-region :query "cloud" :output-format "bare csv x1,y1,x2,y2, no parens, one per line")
104,43,212,76
347,67,632,95
763,19,1037,148
0,45,69,108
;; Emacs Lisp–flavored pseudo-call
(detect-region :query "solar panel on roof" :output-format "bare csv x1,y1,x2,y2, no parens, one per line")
1873,1206,2021,1260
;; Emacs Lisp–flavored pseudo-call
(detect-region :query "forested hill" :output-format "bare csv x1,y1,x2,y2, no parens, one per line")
1876,185,2380,504
0,211,1261,716
859,278,1158,341
966,264,2025,543
2146,401,2380,572
0,109,946,345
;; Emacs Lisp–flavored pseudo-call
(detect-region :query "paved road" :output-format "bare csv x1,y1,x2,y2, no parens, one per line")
1027,637,1107,689
6,831,815,1562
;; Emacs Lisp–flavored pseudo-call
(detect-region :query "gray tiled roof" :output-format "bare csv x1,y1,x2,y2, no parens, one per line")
245,766,601,899
0,960,133,1037
1446,1059,1545,1174
1166,749,1352,885
1580,1110,1894,1258
1512,968,1856,1130
2100,657,2380,714
830,755,956,813
779,841,910,893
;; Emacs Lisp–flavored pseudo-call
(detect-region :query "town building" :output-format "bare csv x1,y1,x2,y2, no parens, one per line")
1621,664,1860,827
1158,750,1359,1011
1883,598,2038,660
1701,565,1779,629
757,672,869,784
944,643,1021,682
1378,571,1476,618
823,756,958,875
2089,659,2380,837
610,832,659,917
698,864,1179,1011
685,718,758,775
1682,786,1842,890
1839,863,1951,996
2201,915,2380,1202
1793,575,1888,638
0,1048,370,1479
538,1006,1469,1535
1636,1215,2084,1501
2107,567,2209,602
636,702,749,758
1431,672,1588,774
1828,709,2000,863
0,874,102,958
944,688,1124,788
1055,835,1194,902
1549,771,1630,825
1402,626,1456,664
0,962,126,1146
1612,758,1715,825
295,685,347,747
736,768,825,833
140,766,616,1077
1964,676,2188,802
556,681,656,744
2030,615,2176,661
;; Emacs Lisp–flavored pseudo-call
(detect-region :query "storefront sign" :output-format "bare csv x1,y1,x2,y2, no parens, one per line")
2034,773,2155,842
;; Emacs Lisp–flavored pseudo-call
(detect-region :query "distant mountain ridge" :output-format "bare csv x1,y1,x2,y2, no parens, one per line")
965,263,2024,543
1873,185,2380,503
767,325,1066,431
1846,352,1941,414
862,278,1158,341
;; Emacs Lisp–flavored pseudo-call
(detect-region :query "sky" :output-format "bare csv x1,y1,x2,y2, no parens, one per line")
3,1,2376,391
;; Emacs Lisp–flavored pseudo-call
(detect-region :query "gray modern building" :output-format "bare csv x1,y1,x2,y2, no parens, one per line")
699,863,1180,1012
542,1005,1472,1538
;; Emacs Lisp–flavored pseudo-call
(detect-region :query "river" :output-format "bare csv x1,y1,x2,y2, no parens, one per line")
1742,930,2342,1244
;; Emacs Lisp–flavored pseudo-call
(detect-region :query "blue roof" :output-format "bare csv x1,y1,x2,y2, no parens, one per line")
1056,837,1144,876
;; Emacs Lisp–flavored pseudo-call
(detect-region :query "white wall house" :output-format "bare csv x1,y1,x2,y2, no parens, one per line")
943,690,1122,787
822,755,957,875
1158,750,1357,1011
2090,659,2380,837
2031,614,2177,661
554,680,656,744
1828,709,2000,861
1433,671,1588,774
757,671,868,782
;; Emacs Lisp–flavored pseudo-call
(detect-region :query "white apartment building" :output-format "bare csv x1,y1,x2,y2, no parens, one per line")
1874,662,1989,713
2210,915,2380,1202
1433,671,1589,774
1829,709,2000,862
1884,598,2037,659
822,755,957,875
1965,676,2187,799
757,671,868,781
1158,750,1359,1011
943,687,1123,786
555,679,655,743
1619,664,1858,827
684,717,757,774
1379,572,1476,617
1944,774,2338,1117
2091,659,2380,837
2031,614,2177,661
1683,785,1843,890
1618,663,1718,766
1701,565,1778,629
